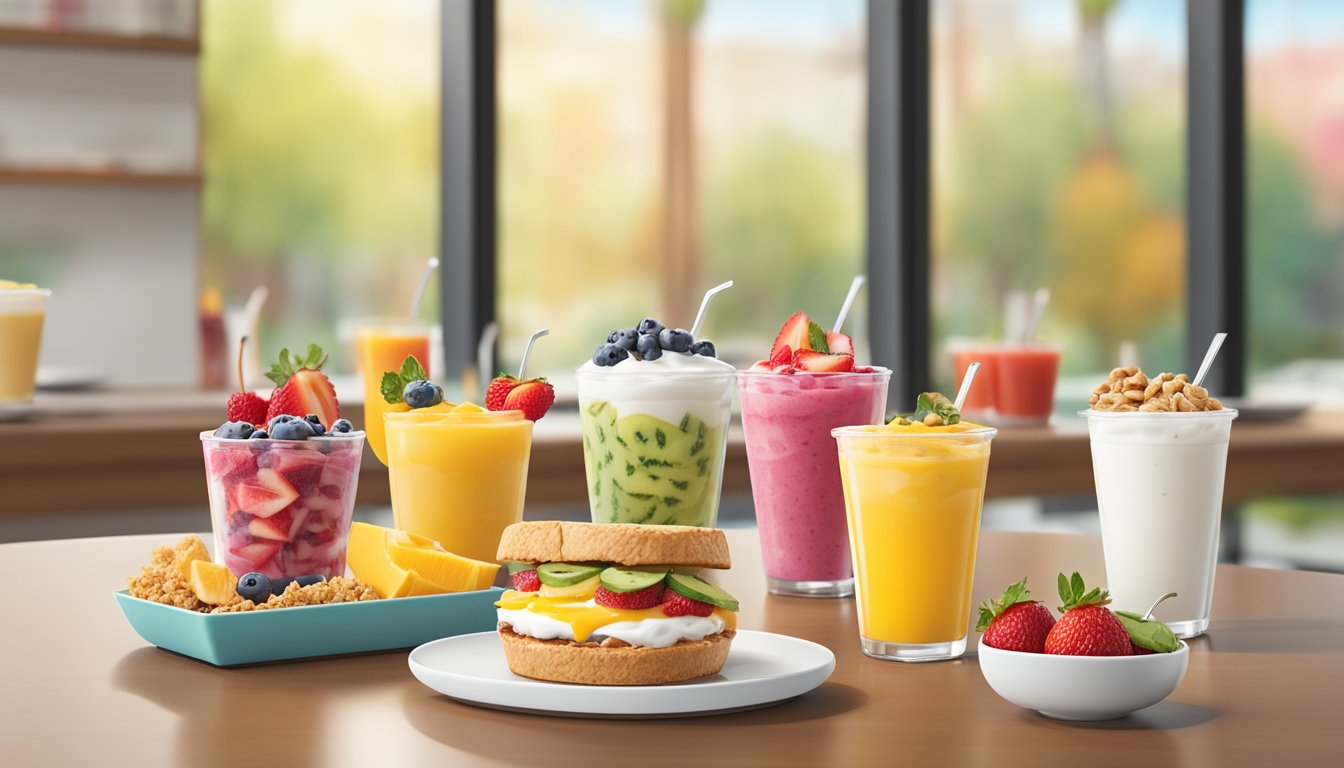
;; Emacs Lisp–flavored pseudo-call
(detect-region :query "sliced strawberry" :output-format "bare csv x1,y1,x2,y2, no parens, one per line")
264,344,340,428
511,569,541,592
769,312,812,361
231,468,298,518
596,583,662,610
248,509,296,541
273,451,325,494
794,350,855,373
768,344,794,368
229,539,283,565
826,330,855,356
660,590,715,617
207,450,256,482
502,379,555,421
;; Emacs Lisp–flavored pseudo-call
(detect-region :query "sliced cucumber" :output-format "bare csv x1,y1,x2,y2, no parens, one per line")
665,572,739,611
599,567,667,593
505,561,537,576
536,562,603,588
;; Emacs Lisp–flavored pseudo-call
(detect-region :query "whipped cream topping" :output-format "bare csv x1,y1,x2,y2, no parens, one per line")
498,604,726,649
576,352,734,425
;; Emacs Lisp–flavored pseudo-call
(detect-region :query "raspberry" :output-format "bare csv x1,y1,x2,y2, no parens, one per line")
511,569,540,592
595,583,662,610
227,391,270,426
660,590,714,617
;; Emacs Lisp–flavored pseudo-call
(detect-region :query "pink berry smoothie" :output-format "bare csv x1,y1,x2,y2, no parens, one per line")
737,369,890,596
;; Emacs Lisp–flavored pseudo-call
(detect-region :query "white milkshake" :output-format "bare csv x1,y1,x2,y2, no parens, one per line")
1083,409,1238,638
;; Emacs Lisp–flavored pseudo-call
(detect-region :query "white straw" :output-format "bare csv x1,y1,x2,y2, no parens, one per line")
1191,332,1227,388
689,280,734,337
517,328,550,380
832,275,865,332
408,257,440,320
953,361,981,412
1021,288,1050,343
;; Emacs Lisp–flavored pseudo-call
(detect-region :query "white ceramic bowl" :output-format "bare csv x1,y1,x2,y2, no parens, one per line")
978,639,1189,721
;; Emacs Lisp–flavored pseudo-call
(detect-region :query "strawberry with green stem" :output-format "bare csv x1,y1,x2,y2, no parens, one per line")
264,344,340,428
1043,572,1132,656
976,577,1056,653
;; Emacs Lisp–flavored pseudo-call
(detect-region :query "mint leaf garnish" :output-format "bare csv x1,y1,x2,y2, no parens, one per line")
1116,610,1180,653
807,321,829,354
381,354,429,404
895,391,962,426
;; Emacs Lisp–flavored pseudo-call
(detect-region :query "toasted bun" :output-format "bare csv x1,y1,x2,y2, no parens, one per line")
496,521,731,569
499,626,734,685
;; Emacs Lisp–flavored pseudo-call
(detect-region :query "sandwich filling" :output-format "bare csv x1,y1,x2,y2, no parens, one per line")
495,570,738,649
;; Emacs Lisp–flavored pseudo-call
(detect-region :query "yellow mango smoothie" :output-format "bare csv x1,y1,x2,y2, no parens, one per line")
0,281,49,404
834,412,997,662
384,403,533,563
353,320,431,465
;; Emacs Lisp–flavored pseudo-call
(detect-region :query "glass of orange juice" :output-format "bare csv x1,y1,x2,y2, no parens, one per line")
0,282,50,405
383,405,533,563
834,421,997,662
351,318,433,465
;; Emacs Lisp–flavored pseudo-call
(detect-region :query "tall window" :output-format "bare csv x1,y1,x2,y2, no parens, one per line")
201,0,439,375
930,0,1187,403
1245,0,1344,406
496,0,866,389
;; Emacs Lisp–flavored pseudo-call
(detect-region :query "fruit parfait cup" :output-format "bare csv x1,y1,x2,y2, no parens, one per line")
202,423,364,581
579,319,734,527
835,403,997,662
738,310,890,597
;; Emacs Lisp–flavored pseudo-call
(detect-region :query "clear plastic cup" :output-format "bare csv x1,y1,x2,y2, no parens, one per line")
835,423,997,661
0,287,50,405
1082,408,1238,638
738,368,890,597
994,343,1060,424
201,432,365,580
384,408,533,562
576,364,734,527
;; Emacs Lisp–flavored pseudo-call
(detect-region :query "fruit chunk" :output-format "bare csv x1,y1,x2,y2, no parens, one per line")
232,468,299,519
599,567,667,593
1044,572,1132,657
174,536,211,581
770,311,812,360
188,559,240,605
485,375,520,411
660,590,715,617
595,583,662,610
825,330,855,356
501,379,555,421
389,539,500,591
511,569,541,592
537,562,604,588
793,350,855,373
976,577,1056,654
265,344,340,428
665,573,739,611
347,522,498,598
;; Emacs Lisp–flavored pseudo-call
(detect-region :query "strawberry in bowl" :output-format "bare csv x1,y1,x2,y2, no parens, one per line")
976,573,1189,721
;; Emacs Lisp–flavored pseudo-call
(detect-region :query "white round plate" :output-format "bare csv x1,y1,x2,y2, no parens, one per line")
408,630,836,719
36,366,107,392
0,402,38,422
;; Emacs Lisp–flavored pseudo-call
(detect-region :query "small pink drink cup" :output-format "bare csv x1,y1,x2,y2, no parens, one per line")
949,344,999,419
737,368,890,597
995,344,1060,424
201,432,364,581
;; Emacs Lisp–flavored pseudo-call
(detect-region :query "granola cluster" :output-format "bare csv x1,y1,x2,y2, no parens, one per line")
1089,367,1224,412
127,534,378,613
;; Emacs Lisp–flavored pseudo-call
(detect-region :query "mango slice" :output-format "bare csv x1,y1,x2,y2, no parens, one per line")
347,522,500,598
188,560,239,605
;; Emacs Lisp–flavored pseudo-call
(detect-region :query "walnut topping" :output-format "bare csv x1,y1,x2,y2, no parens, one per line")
1090,368,1223,412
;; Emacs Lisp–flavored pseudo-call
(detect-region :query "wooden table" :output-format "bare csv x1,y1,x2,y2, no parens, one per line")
3,391,1343,517
2,529,1340,766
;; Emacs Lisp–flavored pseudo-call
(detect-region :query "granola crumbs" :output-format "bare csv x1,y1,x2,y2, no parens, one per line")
211,577,378,613
126,535,214,612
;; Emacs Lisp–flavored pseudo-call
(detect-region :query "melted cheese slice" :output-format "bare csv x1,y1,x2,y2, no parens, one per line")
496,585,737,643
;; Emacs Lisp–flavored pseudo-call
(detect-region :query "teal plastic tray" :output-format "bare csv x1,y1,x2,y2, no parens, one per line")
115,587,503,667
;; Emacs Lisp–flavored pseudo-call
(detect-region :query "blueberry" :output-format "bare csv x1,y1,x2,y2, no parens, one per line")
592,343,630,367
659,328,694,353
690,340,717,358
249,429,269,440
610,328,638,351
212,421,254,440
237,572,272,603
403,379,444,409
329,418,354,434
269,574,325,594
270,417,317,440
637,318,665,336
303,415,327,435
271,414,297,424
636,333,663,361
607,330,621,344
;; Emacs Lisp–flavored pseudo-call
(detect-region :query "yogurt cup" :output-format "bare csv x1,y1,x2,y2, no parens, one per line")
1082,408,1238,638
576,353,735,527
